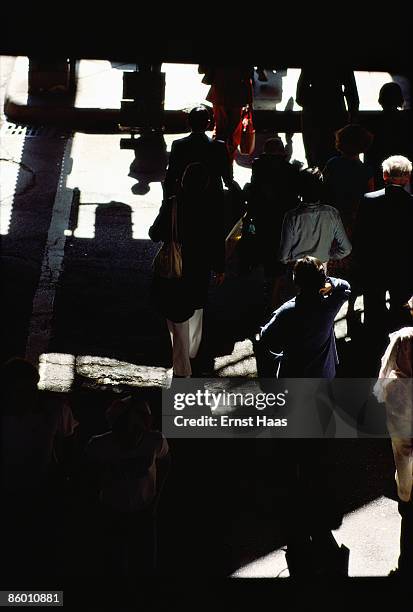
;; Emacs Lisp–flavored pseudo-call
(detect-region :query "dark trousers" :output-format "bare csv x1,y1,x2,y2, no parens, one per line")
301,111,346,169
363,281,412,334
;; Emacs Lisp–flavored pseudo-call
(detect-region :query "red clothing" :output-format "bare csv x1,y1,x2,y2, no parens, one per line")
205,66,253,107
201,66,253,161
212,105,243,161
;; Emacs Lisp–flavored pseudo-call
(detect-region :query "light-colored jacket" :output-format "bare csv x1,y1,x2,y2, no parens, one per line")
279,202,352,264
374,327,413,502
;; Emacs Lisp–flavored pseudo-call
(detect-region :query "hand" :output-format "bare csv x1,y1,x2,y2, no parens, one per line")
319,282,332,296
212,272,225,286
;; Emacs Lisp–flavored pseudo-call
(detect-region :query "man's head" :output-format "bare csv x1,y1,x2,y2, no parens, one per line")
188,106,210,133
298,167,323,203
382,155,412,187
378,82,404,111
293,256,326,295
264,137,286,156
335,124,373,156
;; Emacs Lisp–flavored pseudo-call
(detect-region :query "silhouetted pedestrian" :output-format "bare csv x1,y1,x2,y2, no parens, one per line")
365,82,413,190
199,65,254,161
150,163,226,377
353,155,413,336
374,327,413,577
275,168,351,308
254,257,351,576
296,68,359,169
164,105,235,200
84,395,170,575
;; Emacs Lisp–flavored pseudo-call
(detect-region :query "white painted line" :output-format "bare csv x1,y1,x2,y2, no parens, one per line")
25,138,74,364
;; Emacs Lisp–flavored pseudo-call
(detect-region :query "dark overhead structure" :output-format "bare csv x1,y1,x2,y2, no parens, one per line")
1,31,412,72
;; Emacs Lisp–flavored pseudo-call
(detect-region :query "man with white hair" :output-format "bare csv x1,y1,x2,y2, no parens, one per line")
354,155,413,334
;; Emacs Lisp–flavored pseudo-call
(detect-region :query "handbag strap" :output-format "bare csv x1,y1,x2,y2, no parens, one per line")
170,196,179,242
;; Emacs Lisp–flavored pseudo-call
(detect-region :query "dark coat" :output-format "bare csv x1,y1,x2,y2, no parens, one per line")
248,154,301,228
149,193,226,322
164,133,232,199
247,154,301,270
353,184,413,282
365,110,413,189
256,277,351,378
296,68,359,119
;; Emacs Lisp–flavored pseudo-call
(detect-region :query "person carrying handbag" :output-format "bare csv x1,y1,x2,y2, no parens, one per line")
199,65,254,162
149,162,226,377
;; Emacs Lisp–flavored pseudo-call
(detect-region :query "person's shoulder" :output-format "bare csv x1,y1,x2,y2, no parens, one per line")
324,155,341,169
364,188,385,200
211,138,226,151
329,276,351,290
275,297,297,315
288,203,304,217
321,204,344,220
320,203,339,213
171,135,191,149
398,187,413,201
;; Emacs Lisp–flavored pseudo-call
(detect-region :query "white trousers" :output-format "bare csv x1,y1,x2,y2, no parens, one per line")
167,308,203,377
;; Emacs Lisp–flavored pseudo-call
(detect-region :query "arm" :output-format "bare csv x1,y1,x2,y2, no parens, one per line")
296,69,310,108
323,276,351,311
254,309,287,379
285,133,293,162
352,198,369,265
148,198,172,242
54,398,79,477
343,70,359,120
152,436,171,511
279,213,295,264
392,438,413,502
163,141,180,198
330,211,352,260
198,65,215,85
216,140,234,187
209,199,227,280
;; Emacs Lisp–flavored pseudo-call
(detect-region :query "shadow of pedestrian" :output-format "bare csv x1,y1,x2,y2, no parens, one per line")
127,133,168,195
50,199,171,367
